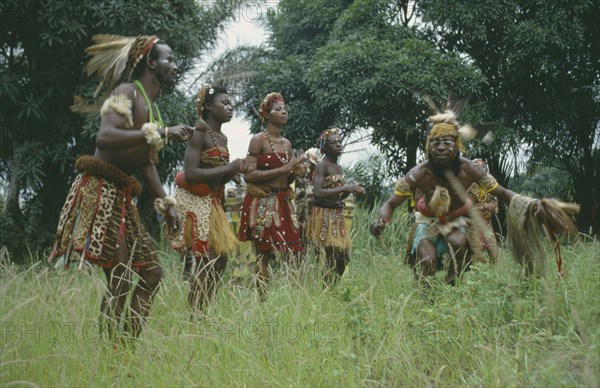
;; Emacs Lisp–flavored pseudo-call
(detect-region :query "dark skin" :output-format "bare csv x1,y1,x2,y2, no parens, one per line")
182,92,245,314
312,134,365,286
371,136,517,284
469,159,500,262
243,100,307,297
95,43,194,340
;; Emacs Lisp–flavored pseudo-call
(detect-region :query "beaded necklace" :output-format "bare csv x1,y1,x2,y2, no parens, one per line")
263,129,289,165
207,127,230,165
134,80,164,128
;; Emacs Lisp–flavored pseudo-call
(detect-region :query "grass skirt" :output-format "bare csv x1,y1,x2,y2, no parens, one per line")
170,187,237,257
307,206,350,251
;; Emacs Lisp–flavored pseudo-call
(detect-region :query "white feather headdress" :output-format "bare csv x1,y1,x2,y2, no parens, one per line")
84,34,159,97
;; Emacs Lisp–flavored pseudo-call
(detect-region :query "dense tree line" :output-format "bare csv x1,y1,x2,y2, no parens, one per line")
0,0,245,259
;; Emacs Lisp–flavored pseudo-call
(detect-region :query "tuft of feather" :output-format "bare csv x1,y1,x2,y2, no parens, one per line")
458,124,477,140
428,186,450,217
429,110,457,124
482,131,494,145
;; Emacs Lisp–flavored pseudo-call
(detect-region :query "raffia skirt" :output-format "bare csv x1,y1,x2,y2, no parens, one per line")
169,186,237,257
307,206,350,251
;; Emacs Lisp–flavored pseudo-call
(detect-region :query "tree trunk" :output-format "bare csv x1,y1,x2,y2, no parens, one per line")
573,170,597,235
4,155,23,229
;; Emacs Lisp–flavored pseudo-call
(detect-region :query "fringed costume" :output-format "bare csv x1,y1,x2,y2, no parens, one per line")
403,173,499,268
468,179,500,260
49,156,159,271
307,174,350,251
170,147,238,257
507,195,578,276
238,153,302,253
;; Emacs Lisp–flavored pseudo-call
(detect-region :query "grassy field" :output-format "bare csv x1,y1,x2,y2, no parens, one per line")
1,207,599,386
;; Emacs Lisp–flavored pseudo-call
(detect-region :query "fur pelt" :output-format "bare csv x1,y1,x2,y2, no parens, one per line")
75,155,142,196
100,94,134,128
428,186,451,217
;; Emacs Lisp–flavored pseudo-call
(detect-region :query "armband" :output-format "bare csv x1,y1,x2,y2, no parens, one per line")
163,126,169,147
477,173,498,193
393,177,412,197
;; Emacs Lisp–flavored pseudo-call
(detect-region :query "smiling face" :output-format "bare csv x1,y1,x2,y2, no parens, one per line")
268,101,288,125
429,136,457,166
152,44,177,87
206,93,233,123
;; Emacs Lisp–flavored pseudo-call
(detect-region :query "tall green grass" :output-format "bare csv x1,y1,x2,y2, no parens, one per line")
1,207,599,386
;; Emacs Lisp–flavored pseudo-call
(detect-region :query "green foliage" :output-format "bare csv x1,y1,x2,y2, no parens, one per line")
344,154,395,209
0,0,244,259
510,166,574,200
206,0,353,150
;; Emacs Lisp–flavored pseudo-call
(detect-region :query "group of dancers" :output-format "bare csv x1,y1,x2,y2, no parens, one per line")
47,35,578,344
48,35,366,343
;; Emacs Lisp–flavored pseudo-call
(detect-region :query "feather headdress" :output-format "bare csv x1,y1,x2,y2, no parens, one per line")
82,34,159,98
422,96,477,156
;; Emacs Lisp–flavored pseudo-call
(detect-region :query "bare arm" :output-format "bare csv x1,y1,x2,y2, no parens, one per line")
96,89,147,150
369,193,410,239
312,162,364,200
243,134,298,183
96,86,193,150
182,130,243,184
491,185,516,205
140,162,180,233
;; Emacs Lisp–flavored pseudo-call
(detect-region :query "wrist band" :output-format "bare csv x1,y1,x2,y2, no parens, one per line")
141,122,165,164
163,126,169,147
141,123,162,148
153,195,177,215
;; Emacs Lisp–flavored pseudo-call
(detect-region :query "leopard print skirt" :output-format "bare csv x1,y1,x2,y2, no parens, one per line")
169,187,237,257
48,156,158,271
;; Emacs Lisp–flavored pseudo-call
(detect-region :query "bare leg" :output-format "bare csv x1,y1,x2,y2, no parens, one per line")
255,249,273,300
336,249,349,277
188,253,228,314
100,241,132,340
323,247,339,288
127,263,164,338
446,230,471,285
182,250,194,281
416,239,438,287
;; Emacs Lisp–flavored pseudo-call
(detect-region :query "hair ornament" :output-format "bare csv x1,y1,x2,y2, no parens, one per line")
259,92,285,120
317,127,340,151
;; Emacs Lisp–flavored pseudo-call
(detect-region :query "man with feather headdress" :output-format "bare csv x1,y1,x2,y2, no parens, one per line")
48,35,194,341
370,100,578,285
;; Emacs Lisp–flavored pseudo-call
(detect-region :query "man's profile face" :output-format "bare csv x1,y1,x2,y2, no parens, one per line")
153,44,177,87
429,136,457,166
